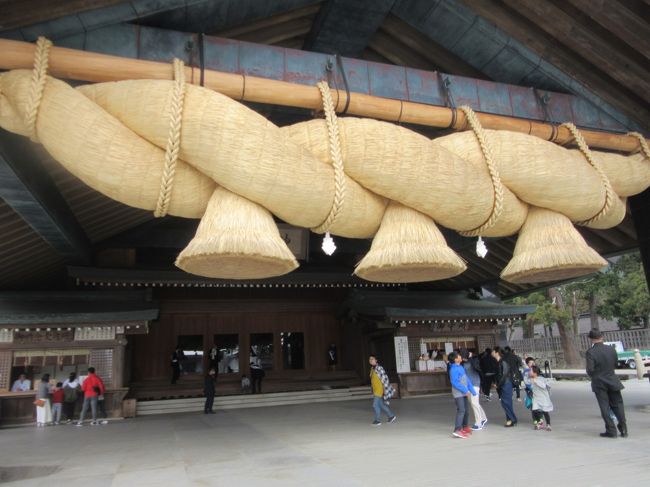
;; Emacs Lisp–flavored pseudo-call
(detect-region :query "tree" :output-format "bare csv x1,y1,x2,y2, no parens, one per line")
547,288,582,368
508,289,581,367
598,253,650,329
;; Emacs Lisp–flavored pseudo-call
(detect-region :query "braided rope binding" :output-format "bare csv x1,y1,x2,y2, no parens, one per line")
312,81,346,234
154,58,186,218
24,36,52,142
627,132,650,160
560,122,614,226
458,105,504,237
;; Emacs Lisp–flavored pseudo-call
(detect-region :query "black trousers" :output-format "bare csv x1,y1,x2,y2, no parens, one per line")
251,376,262,394
171,365,180,384
532,410,551,425
63,401,76,420
481,374,495,396
594,387,626,435
204,393,215,412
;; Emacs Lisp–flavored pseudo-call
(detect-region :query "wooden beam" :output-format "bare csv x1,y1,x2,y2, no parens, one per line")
368,31,436,71
0,0,125,31
379,15,488,79
0,130,92,263
303,0,394,56
461,0,650,128
501,0,650,102
229,17,314,46
565,0,650,63
212,3,322,38
1,38,646,152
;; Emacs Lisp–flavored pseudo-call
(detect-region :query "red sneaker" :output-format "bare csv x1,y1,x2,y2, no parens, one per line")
461,426,473,435
452,430,469,439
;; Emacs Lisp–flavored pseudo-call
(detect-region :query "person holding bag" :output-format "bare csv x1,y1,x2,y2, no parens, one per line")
35,373,53,427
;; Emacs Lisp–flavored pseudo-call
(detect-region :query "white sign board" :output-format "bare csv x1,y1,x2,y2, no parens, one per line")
444,342,454,355
394,336,411,373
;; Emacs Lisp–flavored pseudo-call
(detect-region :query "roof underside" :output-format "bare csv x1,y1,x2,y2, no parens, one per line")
0,0,647,298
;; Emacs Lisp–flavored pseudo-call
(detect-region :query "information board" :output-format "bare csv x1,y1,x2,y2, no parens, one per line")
394,336,411,373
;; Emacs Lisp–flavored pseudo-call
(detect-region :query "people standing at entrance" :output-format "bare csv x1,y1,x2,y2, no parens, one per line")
461,349,487,430
204,368,217,414
493,348,517,427
327,344,338,372
448,352,476,438
35,373,52,427
208,343,220,372
368,355,396,426
530,366,553,431
76,367,106,426
241,374,251,393
585,330,627,438
250,362,265,394
51,382,64,425
479,348,498,400
62,372,81,423
171,345,184,384
11,373,31,392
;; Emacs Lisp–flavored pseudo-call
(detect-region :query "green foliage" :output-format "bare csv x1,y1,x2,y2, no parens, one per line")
597,253,650,329
507,251,650,330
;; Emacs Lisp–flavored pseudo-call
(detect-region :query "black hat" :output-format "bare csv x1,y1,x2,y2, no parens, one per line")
588,330,603,340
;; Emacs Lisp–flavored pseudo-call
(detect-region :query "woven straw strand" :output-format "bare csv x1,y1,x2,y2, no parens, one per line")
154,58,186,218
561,122,614,226
312,81,346,233
458,105,504,237
627,132,650,160
24,36,52,142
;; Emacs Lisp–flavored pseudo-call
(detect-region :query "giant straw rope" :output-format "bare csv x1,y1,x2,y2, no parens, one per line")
1,37,649,283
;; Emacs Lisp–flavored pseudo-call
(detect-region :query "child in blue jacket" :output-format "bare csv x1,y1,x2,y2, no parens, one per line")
448,352,477,438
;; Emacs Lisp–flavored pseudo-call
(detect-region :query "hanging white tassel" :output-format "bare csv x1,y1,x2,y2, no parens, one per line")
321,231,337,255
476,236,488,258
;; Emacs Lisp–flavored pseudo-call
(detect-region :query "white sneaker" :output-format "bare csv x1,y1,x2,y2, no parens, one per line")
100,420,108,425
75,422,83,427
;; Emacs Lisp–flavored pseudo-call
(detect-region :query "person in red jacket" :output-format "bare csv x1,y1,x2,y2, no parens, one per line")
75,367,106,426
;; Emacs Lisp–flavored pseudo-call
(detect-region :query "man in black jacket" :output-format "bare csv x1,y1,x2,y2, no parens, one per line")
204,368,217,414
585,330,627,438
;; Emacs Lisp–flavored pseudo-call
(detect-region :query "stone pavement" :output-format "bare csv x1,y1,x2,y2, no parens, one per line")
1,380,648,487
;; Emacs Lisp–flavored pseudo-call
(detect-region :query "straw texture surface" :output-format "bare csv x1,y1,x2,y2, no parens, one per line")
355,202,466,282
176,187,298,279
501,207,607,283
1,66,650,283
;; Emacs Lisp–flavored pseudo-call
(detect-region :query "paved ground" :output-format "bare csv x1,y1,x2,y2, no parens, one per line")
1,379,649,487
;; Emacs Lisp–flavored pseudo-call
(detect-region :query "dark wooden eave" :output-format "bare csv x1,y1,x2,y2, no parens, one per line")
0,290,158,325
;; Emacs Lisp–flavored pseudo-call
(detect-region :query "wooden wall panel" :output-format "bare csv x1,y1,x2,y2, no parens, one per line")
130,299,343,382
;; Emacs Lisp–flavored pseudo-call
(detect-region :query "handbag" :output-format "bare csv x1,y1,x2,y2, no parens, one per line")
33,399,45,407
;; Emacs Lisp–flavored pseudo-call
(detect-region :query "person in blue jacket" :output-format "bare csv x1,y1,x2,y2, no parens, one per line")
448,351,477,438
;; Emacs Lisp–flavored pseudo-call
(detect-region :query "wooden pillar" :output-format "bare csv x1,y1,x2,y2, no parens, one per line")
112,335,127,389
630,188,650,291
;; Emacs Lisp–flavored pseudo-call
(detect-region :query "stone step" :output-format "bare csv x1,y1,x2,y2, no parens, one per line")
136,387,372,416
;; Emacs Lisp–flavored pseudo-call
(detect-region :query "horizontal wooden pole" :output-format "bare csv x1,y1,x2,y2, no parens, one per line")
0,38,646,153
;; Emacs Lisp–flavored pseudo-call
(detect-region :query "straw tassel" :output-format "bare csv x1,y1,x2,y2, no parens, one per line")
501,207,607,284
355,201,466,283
176,187,298,279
